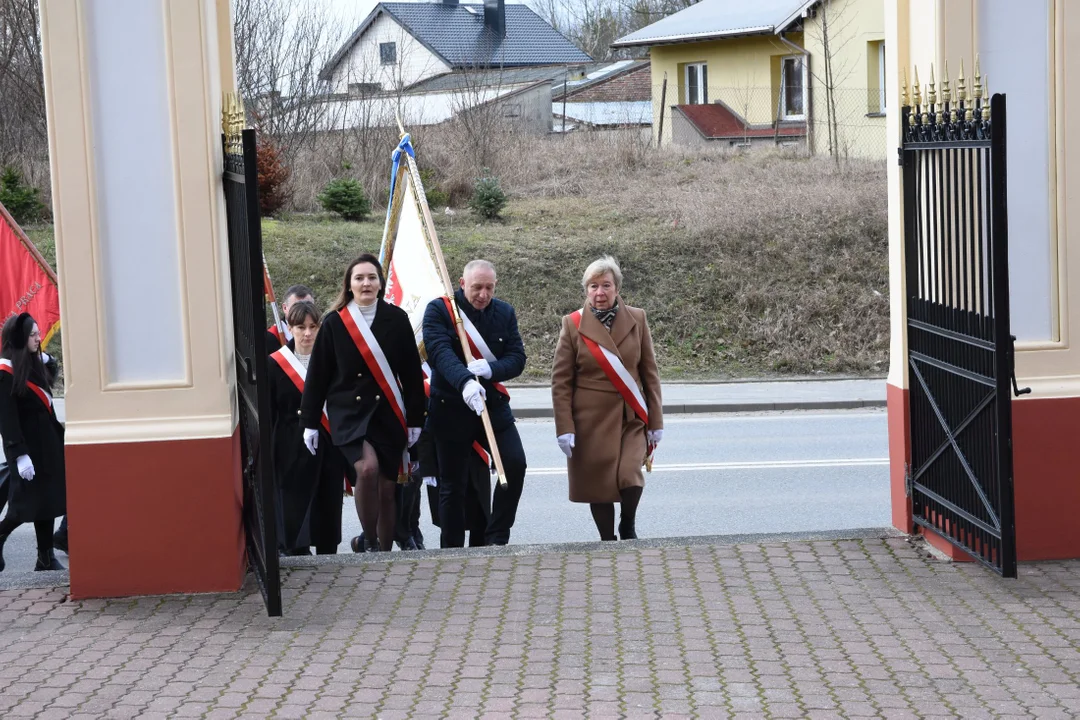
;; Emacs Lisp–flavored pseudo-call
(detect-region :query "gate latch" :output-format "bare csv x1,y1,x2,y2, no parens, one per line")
1009,335,1032,397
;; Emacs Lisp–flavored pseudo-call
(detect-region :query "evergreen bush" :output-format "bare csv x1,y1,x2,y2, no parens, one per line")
318,179,371,221
468,171,507,220
0,167,46,225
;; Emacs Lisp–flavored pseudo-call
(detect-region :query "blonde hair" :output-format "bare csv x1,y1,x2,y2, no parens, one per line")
582,255,623,291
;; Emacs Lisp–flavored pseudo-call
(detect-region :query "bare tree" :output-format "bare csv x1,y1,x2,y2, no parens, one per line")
803,0,858,162
0,0,48,190
231,0,343,163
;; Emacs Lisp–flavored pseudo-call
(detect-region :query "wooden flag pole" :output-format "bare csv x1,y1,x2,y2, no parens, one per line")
262,255,283,334
393,148,509,489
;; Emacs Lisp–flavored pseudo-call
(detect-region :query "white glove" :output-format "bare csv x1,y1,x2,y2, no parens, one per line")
462,379,487,416
467,358,492,379
647,429,663,445
303,428,319,455
557,433,575,458
16,454,34,480
423,476,438,487
408,427,422,447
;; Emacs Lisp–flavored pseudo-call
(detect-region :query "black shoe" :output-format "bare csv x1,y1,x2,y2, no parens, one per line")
364,536,381,552
395,537,418,551
53,531,68,555
35,550,65,571
350,534,365,553
618,520,637,541
286,547,312,556
0,534,6,573
412,532,425,551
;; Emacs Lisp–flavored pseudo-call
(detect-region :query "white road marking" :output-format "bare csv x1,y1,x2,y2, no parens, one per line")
524,458,890,476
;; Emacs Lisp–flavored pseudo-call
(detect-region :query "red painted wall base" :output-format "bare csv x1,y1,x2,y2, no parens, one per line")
887,383,913,534
66,428,245,600
1013,396,1080,561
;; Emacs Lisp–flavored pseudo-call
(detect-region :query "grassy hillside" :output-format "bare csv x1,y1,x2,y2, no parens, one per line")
19,148,889,384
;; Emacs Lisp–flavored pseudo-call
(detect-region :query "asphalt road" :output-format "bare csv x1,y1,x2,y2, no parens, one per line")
0,409,889,574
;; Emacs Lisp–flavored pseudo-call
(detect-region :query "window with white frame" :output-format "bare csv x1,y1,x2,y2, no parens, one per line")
879,41,887,112
781,55,806,120
684,62,708,105
380,42,397,65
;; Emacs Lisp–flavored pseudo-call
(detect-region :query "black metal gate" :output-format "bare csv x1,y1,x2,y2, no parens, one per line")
901,79,1028,578
222,121,282,615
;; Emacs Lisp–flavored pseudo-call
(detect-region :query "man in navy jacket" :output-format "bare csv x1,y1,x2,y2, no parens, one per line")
423,260,527,547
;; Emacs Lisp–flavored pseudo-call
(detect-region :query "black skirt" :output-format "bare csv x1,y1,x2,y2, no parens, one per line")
339,436,404,482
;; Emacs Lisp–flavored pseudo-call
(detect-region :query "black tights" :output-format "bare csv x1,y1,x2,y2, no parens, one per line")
0,515,55,552
352,441,397,551
589,486,643,541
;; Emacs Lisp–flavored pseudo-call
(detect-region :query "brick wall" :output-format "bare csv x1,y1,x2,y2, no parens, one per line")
564,63,652,103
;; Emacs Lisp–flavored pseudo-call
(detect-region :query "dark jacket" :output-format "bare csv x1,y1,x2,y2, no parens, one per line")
300,301,426,450
268,351,345,550
266,327,294,355
0,363,65,521
422,289,526,441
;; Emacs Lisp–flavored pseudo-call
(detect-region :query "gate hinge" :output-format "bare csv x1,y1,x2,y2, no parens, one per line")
904,462,912,497
897,147,904,166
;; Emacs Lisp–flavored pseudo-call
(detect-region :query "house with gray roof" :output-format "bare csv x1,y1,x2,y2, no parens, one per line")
313,0,591,133
321,0,591,95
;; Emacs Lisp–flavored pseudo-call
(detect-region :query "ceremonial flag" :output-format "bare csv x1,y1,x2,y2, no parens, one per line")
0,201,60,349
380,135,445,346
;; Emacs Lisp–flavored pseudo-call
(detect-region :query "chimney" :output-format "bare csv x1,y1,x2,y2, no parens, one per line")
483,0,505,37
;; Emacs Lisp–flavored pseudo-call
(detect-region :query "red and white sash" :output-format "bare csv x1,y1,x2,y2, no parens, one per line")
269,347,330,434
570,310,654,465
271,348,352,495
441,296,510,399
339,303,411,480
422,365,490,469
0,358,54,414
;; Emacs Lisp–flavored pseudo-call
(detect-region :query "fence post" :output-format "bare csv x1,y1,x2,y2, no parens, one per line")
657,73,668,148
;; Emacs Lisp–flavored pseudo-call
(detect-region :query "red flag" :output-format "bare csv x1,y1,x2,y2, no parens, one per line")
0,202,60,349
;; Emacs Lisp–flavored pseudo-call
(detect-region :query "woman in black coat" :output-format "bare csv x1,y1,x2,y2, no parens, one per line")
301,254,425,552
268,301,346,555
0,313,65,571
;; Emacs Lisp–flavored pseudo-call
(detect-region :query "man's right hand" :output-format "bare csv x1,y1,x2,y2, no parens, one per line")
462,379,487,416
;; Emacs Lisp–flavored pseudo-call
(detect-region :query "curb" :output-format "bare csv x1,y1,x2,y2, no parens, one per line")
0,528,905,592
513,397,887,419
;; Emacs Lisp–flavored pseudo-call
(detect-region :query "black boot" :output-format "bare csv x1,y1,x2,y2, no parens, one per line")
35,549,65,571
618,519,638,541
350,534,366,553
53,530,68,554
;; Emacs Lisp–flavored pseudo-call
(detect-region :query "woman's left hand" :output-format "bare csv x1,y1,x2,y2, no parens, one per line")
647,429,663,446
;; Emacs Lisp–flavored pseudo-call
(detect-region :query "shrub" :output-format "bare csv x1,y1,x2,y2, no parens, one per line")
318,179,371,221
468,171,507,220
256,136,290,217
0,167,46,225
419,168,449,208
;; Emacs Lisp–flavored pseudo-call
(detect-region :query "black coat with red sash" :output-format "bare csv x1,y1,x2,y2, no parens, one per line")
268,349,345,550
422,289,526,442
0,361,65,522
299,300,426,461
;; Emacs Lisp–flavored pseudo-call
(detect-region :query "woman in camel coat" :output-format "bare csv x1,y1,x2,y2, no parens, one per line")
551,256,663,541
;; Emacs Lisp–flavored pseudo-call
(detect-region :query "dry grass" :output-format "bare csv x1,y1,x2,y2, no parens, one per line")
22,134,889,384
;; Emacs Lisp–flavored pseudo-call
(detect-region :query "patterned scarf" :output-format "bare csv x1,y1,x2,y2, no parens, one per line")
590,300,620,331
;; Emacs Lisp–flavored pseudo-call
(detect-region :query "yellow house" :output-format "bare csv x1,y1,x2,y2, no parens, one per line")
613,0,887,159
